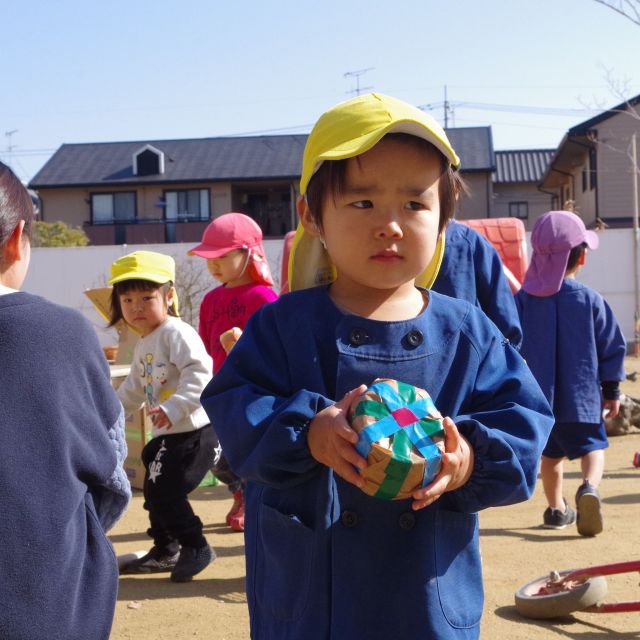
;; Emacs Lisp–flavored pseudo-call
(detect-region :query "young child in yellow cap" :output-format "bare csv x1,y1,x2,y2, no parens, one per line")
201,93,554,639
110,250,216,582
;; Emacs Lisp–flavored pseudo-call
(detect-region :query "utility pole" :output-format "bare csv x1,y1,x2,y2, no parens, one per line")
632,132,639,356
5,129,18,168
344,68,374,96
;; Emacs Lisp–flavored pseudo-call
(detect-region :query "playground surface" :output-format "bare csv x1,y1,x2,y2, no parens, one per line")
109,358,640,639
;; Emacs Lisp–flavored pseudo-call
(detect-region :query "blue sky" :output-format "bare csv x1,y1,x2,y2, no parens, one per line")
3,0,639,182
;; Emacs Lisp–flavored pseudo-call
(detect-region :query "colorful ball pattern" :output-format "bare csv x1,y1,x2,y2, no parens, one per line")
349,378,445,500
633,450,640,468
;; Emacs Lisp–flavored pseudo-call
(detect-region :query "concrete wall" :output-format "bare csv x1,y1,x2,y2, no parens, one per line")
22,239,285,347
21,229,638,349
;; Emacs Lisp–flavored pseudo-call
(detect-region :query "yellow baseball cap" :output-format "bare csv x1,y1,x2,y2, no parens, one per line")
289,92,455,292
109,251,175,285
299,92,460,195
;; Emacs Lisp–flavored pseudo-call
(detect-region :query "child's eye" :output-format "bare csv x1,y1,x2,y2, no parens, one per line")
351,200,373,209
405,201,426,211
143,296,153,302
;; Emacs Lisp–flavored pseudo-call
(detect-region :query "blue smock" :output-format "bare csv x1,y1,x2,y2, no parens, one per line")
432,220,522,348
516,278,626,423
202,287,553,640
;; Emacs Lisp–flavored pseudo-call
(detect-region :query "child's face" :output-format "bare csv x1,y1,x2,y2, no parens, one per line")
206,249,252,287
301,136,442,299
119,286,173,337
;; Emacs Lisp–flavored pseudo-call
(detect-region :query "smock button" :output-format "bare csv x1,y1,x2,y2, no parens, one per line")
398,512,416,531
349,328,369,346
341,510,359,528
405,330,424,347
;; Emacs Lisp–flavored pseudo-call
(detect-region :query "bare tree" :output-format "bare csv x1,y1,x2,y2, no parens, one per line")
593,0,640,25
173,256,211,329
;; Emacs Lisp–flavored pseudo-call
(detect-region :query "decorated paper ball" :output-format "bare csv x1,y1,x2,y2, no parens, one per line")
349,378,445,500
633,450,640,468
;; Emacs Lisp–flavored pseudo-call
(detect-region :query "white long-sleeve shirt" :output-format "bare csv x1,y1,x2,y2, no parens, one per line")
117,316,212,437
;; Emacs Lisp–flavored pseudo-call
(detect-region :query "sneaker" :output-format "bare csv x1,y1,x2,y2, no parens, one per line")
226,490,245,532
543,499,576,529
170,544,215,582
120,546,179,574
575,482,603,536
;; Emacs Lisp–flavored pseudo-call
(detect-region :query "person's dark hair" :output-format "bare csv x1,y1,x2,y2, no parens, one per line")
305,133,467,235
566,242,587,273
108,279,177,326
0,162,34,265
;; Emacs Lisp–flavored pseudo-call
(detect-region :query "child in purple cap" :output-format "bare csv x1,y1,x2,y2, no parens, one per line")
189,213,278,531
516,210,626,536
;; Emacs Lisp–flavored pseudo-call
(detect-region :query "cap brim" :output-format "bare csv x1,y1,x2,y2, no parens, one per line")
302,120,460,194
108,272,173,285
584,229,599,250
188,244,232,259
325,120,459,167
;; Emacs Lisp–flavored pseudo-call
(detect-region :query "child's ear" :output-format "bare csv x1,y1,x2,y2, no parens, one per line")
167,285,176,306
4,220,27,262
578,250,587,266
297,196,322,238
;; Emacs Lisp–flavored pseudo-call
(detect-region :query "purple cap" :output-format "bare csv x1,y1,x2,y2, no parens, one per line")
522,210,599,297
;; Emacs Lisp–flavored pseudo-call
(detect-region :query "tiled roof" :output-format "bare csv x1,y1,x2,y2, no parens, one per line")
493,149,554,183
30,127,496,189
30,135,308,188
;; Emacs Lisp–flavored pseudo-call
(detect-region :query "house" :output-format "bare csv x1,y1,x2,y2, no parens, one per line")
539,93,640,228
29,128,497,246
493,149,555,230
29,136,306,245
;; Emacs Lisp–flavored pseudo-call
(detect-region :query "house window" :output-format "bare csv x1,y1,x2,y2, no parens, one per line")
589,147,597,190
582,167,588,192
508,201,528,219
91,192,136,224
164,189,210,220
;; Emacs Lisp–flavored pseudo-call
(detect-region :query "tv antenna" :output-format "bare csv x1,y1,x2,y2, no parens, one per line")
5,129,18,168
344,68,374,96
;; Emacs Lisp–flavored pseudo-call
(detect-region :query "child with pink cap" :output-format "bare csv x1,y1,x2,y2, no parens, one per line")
189,212,278,531
516,210,626,536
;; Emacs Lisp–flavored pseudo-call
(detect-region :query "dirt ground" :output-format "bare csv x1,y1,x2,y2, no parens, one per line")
109,358,640,639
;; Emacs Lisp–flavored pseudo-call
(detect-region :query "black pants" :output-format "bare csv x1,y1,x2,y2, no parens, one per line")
142,425,216,552
211,428,244,494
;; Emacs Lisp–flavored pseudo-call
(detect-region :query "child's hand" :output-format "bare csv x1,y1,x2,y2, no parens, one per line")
147,406,172,429
307,385,368,488
603,399,620,419
411,417,474,511
220,327,243,354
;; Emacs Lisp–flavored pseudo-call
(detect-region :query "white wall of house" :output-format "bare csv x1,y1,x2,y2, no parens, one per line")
21,229,638,351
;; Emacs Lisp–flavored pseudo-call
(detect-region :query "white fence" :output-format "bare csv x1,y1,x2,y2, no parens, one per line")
22,229,637,349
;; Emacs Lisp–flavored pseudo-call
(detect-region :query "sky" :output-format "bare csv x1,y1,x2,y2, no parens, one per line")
2,0,640,183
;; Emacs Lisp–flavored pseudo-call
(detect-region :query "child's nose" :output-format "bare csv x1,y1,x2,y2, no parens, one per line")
374,213,403,239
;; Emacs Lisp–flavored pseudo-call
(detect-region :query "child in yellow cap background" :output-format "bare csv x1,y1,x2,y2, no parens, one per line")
189,213,278,531
110,250,216,582
201,93,554,639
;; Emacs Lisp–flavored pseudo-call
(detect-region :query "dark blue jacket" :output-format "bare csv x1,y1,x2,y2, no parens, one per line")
433,220,523,348
0,292,129,640
202,286,552,640
516,278,626,422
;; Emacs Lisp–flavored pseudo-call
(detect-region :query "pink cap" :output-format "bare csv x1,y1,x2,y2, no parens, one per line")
189,212,274,286
522,210,599,297
189,212,264,258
